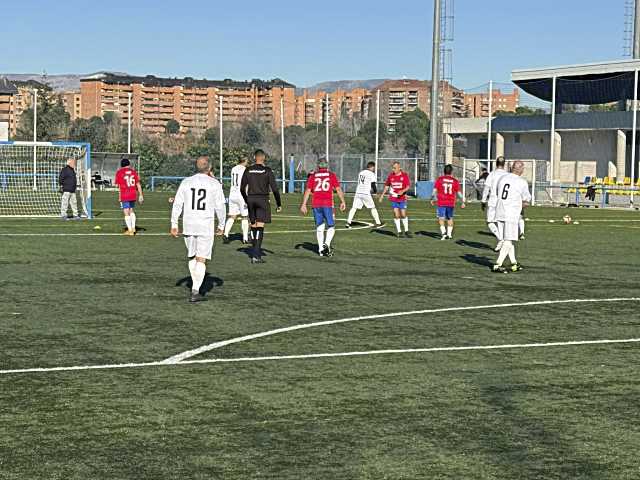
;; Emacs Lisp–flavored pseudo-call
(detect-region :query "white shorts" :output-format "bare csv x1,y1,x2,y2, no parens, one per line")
228,195,248,217
486,206,497,223
498,221,519,242
352,194,375,210
184,235,214,260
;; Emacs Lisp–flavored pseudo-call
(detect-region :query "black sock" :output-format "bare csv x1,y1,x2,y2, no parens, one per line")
256,227,264,256
250,227,258,255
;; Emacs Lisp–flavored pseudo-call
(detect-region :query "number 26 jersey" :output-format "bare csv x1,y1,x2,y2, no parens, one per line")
306,168,340,208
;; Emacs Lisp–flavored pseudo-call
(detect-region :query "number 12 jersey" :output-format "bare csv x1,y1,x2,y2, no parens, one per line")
171,173,227,236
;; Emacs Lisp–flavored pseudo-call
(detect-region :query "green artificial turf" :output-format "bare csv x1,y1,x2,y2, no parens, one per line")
0,192,639,479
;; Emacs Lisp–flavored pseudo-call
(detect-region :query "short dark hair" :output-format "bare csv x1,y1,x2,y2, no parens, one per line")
120,158,130,168
366,162,376,169
254,149,266,158
444,164,453,175
496,156,506,168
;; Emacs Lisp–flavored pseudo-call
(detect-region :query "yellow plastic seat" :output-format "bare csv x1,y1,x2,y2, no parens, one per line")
624,177,632,186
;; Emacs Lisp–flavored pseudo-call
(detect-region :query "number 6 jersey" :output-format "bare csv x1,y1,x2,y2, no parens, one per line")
171,173,227,236
495,173,531,222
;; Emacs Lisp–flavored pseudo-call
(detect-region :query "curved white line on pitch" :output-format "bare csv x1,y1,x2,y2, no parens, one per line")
2,337,640,375
162,297,640,364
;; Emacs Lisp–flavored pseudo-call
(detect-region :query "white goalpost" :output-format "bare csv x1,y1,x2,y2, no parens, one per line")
0,141,92,218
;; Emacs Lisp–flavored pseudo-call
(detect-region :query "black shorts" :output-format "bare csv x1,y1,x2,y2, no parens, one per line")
247,196,271,224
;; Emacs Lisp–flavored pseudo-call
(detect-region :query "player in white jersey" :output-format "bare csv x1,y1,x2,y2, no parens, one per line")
492,160,531,273
171,156,226,303
481,156,508,251
345,162,383,229
223,158,250,244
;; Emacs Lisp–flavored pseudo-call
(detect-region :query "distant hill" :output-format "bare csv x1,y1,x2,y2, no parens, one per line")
0,72,126,92
298,79,389,94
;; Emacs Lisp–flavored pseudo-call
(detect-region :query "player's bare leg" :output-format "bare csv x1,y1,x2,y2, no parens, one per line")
123,207,135,235
189,256,208,303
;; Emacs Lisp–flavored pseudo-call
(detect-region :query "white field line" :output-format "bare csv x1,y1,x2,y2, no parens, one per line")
1,337,639,376
162,298,640,364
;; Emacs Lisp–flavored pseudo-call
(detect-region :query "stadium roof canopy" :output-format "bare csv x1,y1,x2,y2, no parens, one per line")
512,59,640,105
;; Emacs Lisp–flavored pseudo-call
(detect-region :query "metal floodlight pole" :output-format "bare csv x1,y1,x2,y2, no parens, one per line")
375,89,381,177
550,76,557,184
219,96,223,179
428,0,442,181
280,96,286,192
631,69,638,206
487,80,493,171
32,88,38,191
325,93,330,160
127,92,132,155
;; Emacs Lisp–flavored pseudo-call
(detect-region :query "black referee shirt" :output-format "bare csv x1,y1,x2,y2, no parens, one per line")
240,164,281,207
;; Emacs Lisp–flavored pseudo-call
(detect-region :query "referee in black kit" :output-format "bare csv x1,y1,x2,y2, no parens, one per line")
240,149,282,264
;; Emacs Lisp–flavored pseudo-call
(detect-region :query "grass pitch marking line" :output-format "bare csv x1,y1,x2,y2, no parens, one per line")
1,337,639,375
162,297,640,364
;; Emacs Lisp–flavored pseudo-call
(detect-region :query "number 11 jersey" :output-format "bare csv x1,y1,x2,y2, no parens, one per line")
171,173,227,236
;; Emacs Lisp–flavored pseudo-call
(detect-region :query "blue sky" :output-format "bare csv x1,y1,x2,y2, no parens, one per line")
1,0,627,89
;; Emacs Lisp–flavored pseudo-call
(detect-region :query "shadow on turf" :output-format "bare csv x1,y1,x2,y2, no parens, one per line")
477,230,495,237
294,242,320,254
415,231,442,239
370,229,399,238
236,246,274,259
176,274,224,294
456,239,493,251
461,253,493,267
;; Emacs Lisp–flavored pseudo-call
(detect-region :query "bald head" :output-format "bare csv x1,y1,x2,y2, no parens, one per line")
196,156,211,174
67,158,76,168
511,161,525,176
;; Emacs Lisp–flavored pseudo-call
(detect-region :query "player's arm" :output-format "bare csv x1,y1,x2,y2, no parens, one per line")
397,175,411,196
213,185,227,235
240,171,249,204
335,186,347,212
481,173,492,204
370,181,377,194
299,188,312,215
268,170,282,212
522,184,532,207
430,186,438,206
457,190,466,209
378,178,390,202
136,174,144,203
170,184,186,237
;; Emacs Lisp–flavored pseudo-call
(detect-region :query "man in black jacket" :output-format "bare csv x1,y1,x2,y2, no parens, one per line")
240,149,282,263
59,158,80,220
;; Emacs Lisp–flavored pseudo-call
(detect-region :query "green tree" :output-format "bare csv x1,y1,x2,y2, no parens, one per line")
589,103,618,112
16,95,71,141
69,116,108,150
494,106,547,116
395,108,429,156
165,119,180,134
347,119,387,153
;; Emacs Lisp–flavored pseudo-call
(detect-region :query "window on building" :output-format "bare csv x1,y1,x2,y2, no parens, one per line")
514,134,521,144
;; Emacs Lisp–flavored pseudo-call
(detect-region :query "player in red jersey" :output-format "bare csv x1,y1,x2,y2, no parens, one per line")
300,158,346,257
378,162,412,238
114,158,144,235
431,164,465,240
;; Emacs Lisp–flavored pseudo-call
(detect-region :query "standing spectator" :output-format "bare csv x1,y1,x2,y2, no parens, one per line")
59,158,81,220
475,168,489,200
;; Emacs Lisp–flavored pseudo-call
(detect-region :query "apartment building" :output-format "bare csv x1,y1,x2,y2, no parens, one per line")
295,88,371,127
0,78,53,137
80,73,296,134
0,77,18,137
61,91,82,121
463,88,520,117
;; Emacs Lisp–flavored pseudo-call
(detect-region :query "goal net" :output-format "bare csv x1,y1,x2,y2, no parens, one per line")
0,141,92,217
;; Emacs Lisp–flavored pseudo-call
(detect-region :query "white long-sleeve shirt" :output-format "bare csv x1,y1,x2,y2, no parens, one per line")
171,173,226,236
482,168,508,207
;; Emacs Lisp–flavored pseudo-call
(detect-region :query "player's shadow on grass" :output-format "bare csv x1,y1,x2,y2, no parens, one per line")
236,246,274,259
294,242,320,254
369,229,399,238
176,274,224,294
456,239,493,251
461,254,493,267
415,231,442,240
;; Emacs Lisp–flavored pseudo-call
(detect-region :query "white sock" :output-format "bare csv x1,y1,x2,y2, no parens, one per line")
130,212,136,231
447,225,453,237
224,217,235,236
347,208,357,224
188,259,197,277
241,218,249,241
440,225,446,235
316,224,326,248
371,208,381,225
519,218,525,235
508,243,517,264
497,241,512,266
402,217,409,232
191,261,206,294
124,215,132,231
488,222,500,238
326,227,336,246
394,218,401,233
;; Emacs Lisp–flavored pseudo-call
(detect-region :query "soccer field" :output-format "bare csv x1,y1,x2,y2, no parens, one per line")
1,192,640,479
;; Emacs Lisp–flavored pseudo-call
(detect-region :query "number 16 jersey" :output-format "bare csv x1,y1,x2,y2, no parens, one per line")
171,173,227,236
306,168,340,208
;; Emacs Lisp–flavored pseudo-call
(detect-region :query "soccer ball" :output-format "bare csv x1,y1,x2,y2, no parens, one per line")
168,197,175,204
562,215,573,224
93,225,102,231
